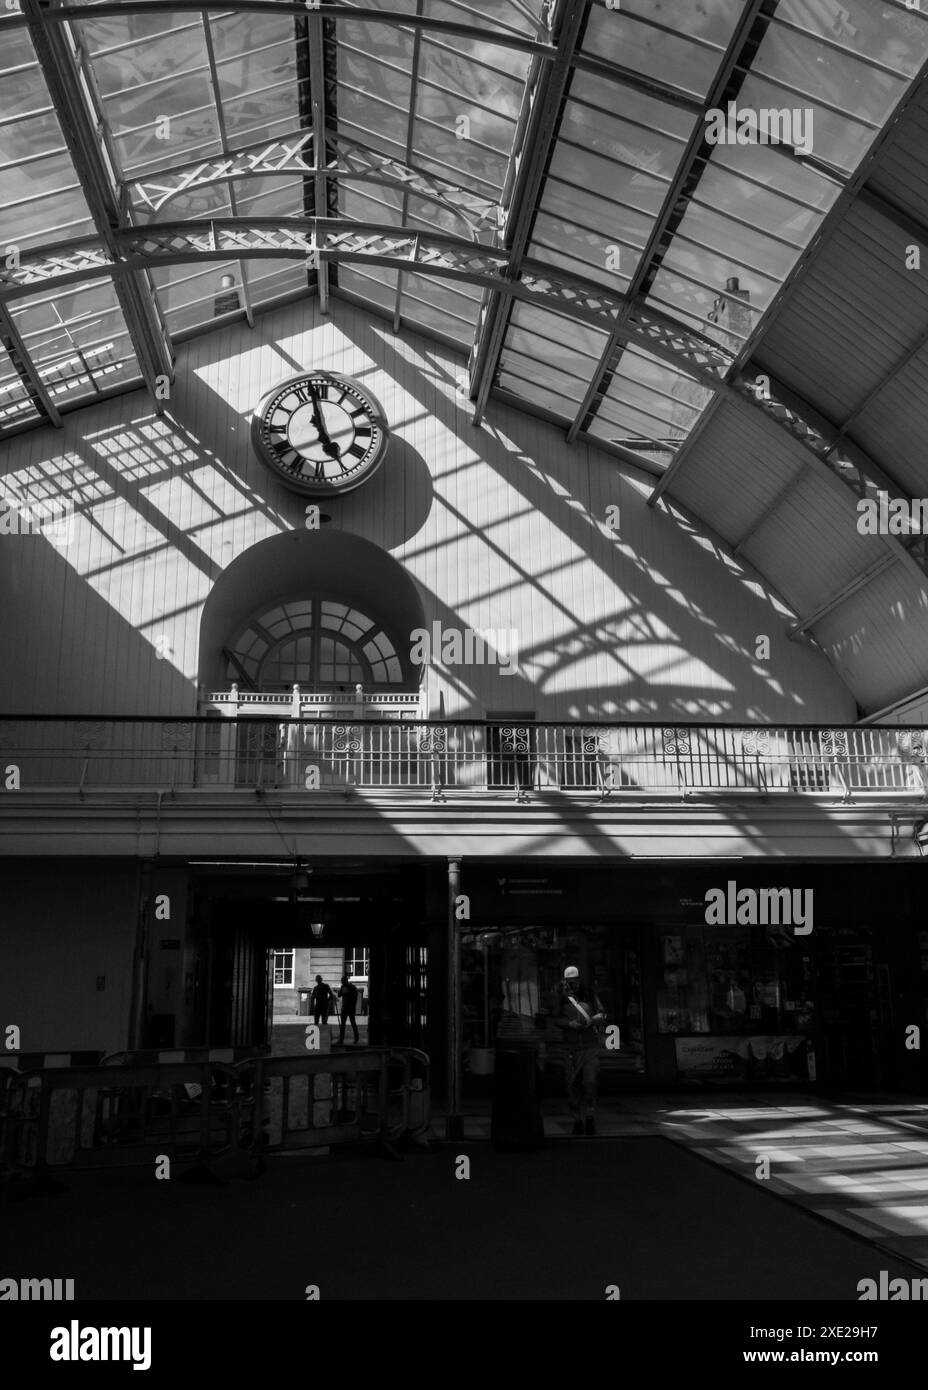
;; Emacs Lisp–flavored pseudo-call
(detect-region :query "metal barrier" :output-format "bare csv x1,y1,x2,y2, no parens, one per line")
0,1047,432,1184
1,716,926,800
236,1048,431,1155
1,1060,241,1181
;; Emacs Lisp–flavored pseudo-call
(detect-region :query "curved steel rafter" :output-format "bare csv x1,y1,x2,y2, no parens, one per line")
126,129,501,239
0,217,734,381
50,3,560,60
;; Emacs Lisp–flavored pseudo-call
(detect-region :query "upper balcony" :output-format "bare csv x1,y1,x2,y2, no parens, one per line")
1,701,926,808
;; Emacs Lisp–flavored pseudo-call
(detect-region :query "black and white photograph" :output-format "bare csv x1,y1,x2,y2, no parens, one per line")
2,0,928,1359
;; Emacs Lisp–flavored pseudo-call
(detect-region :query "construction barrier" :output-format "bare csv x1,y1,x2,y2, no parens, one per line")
0,1046,431,1184
236,1048,431,1155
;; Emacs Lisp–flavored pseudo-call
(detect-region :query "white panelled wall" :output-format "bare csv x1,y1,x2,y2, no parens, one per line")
0,296,856,723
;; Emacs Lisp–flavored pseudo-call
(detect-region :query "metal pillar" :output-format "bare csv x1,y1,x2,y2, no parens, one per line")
128,860,152,1050
446,857,463,1141
308,9,329,313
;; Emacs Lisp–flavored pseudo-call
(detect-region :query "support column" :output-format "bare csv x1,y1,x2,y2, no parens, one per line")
446,857,463,1140
128,860,152,1050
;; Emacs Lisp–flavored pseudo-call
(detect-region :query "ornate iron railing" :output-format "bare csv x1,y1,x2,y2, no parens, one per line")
0,719,925,803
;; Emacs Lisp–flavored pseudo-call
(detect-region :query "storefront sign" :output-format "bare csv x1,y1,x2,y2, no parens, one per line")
675,1034,807,1079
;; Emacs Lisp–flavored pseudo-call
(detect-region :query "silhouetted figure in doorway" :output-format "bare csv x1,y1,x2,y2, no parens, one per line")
311,975,333,1026
338,975,360,1045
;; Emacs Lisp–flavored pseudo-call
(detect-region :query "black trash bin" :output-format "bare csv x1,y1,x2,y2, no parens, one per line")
298,989,311,1017
491,1044,544,1151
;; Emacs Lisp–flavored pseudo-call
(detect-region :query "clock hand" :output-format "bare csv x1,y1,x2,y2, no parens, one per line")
308,383,341,459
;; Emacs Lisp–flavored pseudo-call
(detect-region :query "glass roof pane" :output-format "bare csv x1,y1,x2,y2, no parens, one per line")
507,302,609,365
8,277,142,405
776,0,928,79
340,182,405,224
496,373,580,423
547,141,669,217
150,261,255,335
733,71,874,173
338,266,398,313
247,264,309,310
581,2,737,99
755,17,906,128
584,411,675,469
0,336,40,429
526,235,633,298
0,30,96,251
209,11,298,61
499,347,591,401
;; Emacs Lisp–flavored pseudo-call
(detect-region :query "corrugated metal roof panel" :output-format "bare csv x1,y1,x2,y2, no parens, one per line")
670,398,807,546
852,337,928,501
758,202,928,423
867,81,928,229
812,561,928,714
739,467,875,618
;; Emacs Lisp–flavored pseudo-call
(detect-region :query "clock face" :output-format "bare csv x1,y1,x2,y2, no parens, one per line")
251,372,389,496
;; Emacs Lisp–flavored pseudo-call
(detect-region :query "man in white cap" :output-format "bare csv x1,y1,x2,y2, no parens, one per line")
555,965,606,1135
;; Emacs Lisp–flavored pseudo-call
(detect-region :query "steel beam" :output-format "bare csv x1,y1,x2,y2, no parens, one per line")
201,14,254,328
568,0,776,445
468,0,589,426
51,3,559,59
393,0,425,334
0,302,62,427
733,464,806,555
21,0,174,406
858,184,928,258
305,10,329,313
126,129,497,238
787,555,899,638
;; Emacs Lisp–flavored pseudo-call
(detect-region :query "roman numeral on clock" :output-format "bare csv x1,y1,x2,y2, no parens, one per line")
347,442,368,460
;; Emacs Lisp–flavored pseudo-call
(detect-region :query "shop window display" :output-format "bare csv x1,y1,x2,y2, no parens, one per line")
460,924,645,1078
658,923,815,1081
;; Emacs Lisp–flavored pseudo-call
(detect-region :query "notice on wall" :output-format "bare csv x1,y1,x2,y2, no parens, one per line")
675,1034,807,1080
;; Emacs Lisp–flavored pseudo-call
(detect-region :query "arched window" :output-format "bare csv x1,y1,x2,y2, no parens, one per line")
225,598,404,691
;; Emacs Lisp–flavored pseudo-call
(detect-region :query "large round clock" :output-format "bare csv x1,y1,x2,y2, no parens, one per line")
251,371,389,496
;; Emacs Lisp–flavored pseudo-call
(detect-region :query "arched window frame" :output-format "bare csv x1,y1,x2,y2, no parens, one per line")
224,596,405,691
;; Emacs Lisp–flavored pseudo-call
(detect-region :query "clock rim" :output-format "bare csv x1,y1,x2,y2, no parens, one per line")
251,370,390,497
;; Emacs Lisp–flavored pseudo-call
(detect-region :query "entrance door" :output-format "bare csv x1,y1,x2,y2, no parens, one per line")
404,944,428,1049
208,921,270,1048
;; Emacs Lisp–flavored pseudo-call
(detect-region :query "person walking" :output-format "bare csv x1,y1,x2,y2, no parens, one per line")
554,965,606,1135
310,974,334,1026
338,974,360,1045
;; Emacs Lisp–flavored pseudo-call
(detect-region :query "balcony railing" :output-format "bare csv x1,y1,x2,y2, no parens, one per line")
0,719,925,802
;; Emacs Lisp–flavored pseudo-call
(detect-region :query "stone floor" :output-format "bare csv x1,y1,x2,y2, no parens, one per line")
450,1090,928,1272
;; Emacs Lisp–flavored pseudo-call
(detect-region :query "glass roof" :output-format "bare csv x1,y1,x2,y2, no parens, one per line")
0,0,926,473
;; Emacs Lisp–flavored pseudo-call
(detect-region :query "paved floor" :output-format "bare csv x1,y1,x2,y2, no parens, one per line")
455,1091,928,1273
4,1135,919,1301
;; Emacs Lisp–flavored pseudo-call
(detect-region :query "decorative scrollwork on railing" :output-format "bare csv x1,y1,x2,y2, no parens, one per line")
417,729,447,754
820,730,849,758
739,729,770,757
499,725,529,754
662,726,691,756
581,728,610,755
896,729,926,758
333,725,362,754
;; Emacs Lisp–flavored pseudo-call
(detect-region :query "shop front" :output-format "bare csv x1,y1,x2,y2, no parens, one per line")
454,863,928,1095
